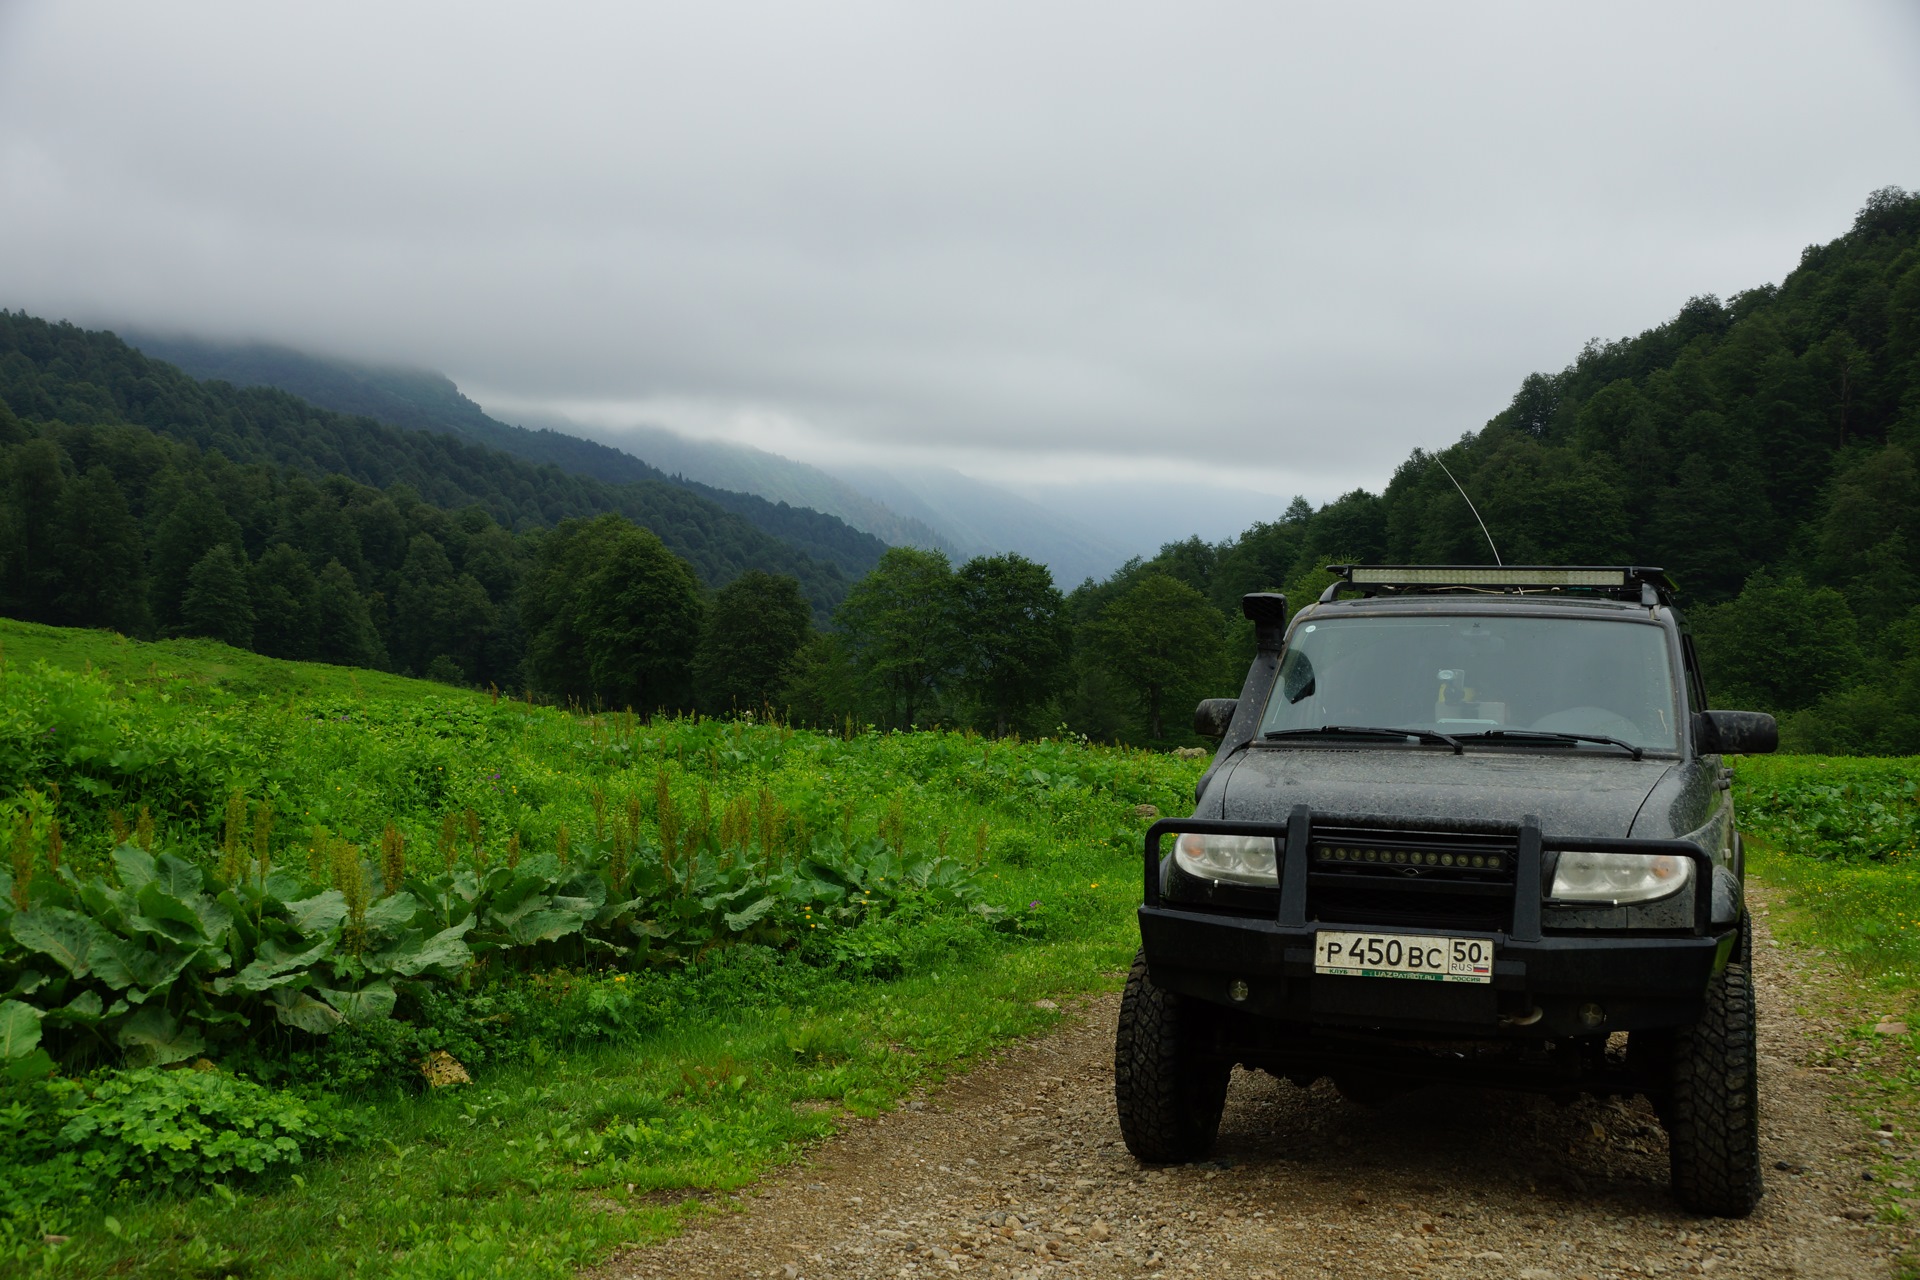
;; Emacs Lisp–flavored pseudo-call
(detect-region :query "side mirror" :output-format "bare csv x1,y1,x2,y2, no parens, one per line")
1692,710,1778,756
1241,593,1288,651
1194,698,1238,739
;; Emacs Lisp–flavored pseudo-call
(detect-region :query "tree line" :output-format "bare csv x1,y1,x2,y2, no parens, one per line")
3,187,1917,751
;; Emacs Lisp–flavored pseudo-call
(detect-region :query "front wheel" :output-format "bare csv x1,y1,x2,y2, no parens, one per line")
1114,950,1231,1163
1665,954,1763,1216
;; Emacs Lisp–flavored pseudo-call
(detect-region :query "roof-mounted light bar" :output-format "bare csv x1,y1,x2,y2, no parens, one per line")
1324,565,1675,600
1349,567,1624,588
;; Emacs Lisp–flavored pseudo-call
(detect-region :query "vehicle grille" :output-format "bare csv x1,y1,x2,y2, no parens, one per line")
1305,826,1518,933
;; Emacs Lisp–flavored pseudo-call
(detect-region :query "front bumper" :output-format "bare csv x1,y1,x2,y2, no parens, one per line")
1141,813,1731,1040
1141,905,1728,1038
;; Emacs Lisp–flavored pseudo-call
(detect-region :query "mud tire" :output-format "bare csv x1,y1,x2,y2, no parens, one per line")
1666,951,1763,1217
1114,950,1230,1163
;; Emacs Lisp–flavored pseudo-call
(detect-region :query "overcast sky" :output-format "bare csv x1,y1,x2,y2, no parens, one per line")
2,1,1917,505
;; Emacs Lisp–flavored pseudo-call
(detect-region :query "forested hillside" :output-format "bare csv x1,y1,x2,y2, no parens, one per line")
3,190,1913,751
0,314,858,604
123,333,894,579
1045,187,1920,751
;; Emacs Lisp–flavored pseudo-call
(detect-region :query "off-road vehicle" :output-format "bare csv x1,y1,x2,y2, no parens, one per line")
1115,565,1777,1217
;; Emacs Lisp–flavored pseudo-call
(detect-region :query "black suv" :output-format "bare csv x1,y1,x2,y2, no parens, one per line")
1114,566,1777,1217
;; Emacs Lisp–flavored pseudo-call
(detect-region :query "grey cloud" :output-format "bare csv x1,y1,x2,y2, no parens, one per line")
1,1,1916,500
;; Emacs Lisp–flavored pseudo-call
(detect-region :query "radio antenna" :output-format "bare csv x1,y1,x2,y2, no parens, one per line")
1432,455,1503,566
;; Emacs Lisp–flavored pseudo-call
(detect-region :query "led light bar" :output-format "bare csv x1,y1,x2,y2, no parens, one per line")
1315,844,1510,871
1347,567,1627,588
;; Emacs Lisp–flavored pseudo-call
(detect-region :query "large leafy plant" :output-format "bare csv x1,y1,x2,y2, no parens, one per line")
1,825,990,1073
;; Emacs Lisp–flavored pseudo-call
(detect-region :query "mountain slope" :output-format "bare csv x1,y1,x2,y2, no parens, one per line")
0,314,851,611
122,333,890,580
830,463,1131,588
529,418,954,553
547,420,1133,585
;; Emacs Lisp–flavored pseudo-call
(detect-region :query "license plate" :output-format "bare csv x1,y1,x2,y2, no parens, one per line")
1314,931,1493,983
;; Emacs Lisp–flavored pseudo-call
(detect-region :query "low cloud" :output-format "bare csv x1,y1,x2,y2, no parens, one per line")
1,2,1915,503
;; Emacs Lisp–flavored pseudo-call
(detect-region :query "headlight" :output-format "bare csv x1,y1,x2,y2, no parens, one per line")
1174,832,1279,885
1549,850,1691,904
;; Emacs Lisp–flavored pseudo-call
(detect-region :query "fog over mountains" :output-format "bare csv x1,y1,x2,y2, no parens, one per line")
126,331,1174,588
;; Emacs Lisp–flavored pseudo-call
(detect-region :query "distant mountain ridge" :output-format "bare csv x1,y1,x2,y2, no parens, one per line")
126,332,1138,587
526,419,1134,587
526,417,956,555
0,313,852,613
123,332,891,581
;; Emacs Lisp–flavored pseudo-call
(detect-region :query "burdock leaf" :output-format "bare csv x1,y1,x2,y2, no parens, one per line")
130,882,207,944
381,920,474,978
284,890,349,937
2,1049,54,1082
362,892,420,937
232,936,334,991
8,908,103,978
153,854,204,899
111,845,157,891
722,895,778,932
44,990,104,1025
315,980,396,1023
0,1000,43,1059
269,989,345,1035
116,1005,206,1066
504,909,583,946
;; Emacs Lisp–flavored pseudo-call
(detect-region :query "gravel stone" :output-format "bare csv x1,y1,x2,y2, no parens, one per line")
593,901,1903,1279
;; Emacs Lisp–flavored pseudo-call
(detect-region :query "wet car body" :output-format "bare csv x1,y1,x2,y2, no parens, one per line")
1116,567,1776,1216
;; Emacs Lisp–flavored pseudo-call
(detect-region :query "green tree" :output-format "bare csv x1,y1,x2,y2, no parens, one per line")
250,543,317,660
148,480,244,631
1691,571,1863,712
522,515,702,712
390,534,456,673
694,571,814,716
836,547,958,728
952,553,1068,735
778,632,860,729
1086,573,1227,741
389,534,496,679
178,544,255,648
50,465,150,634
306,559,387,669
0,437,66,619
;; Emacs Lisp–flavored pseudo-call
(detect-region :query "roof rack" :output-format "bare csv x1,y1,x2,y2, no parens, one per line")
1321,565,1675,606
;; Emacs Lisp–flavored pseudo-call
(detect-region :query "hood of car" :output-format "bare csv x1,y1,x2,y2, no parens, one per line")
1214,745,1676,840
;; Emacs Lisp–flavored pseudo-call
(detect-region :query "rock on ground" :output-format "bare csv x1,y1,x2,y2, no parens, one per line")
594,903,1905,1279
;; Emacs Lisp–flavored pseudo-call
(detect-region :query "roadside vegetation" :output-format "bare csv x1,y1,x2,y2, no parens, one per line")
1734,755,1920,1249
0,619,1193,1278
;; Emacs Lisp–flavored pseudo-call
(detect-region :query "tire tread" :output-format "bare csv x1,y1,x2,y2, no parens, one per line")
1667,952,1763,1217
1113,951,1229,1163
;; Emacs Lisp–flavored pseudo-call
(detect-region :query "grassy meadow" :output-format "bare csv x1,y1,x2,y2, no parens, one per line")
3,615,1918,1277
0,617,1196,1279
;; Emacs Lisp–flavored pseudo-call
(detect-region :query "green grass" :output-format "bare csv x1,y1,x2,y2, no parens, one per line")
1,617,1192,1278
13,940,1128,1280
1735,755,1920,1253
0,616,450,704
1733,755,1920,987
1746,839,1920,988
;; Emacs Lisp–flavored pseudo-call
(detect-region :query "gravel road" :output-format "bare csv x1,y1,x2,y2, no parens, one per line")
599,906,1906,1279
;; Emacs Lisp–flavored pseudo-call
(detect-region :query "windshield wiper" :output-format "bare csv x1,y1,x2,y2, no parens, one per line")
1458,728,1644,760
1264,725,1464,755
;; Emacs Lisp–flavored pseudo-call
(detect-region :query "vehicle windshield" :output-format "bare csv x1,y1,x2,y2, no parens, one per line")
1260,614,1679,752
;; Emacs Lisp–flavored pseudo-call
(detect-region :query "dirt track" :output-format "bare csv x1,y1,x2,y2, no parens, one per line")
599,903,1908,1279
